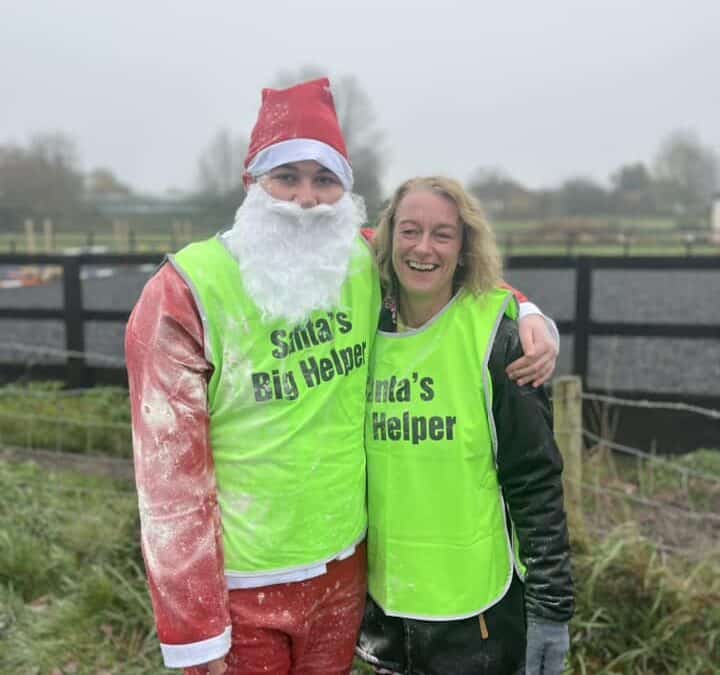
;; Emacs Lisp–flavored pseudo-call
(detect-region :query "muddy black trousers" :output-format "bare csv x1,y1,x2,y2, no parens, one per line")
355,574,526,675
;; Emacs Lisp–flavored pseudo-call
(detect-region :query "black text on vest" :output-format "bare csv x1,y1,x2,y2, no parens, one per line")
371,411,457,445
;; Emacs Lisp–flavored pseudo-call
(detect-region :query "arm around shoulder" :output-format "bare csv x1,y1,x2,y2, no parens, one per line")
489,316,574,623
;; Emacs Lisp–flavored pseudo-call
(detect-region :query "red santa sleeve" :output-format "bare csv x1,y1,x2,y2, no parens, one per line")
500,281,560,346
125,264,231,668
500,281,528,304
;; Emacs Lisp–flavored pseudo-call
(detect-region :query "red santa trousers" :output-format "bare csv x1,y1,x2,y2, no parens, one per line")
186,542,367,675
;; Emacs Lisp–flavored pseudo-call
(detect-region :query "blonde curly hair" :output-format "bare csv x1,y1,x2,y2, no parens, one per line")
373,176,502,298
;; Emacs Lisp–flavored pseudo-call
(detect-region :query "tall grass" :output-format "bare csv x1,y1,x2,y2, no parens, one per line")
0,461,168,674
1,385,719,673
566,446,720,673
570,525,719,673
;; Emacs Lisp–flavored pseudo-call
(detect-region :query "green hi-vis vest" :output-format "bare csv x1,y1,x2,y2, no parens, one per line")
170,234,380,577
366,288,521,620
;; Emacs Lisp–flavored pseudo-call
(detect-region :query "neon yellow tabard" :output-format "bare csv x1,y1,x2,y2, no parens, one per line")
366,289,518,620
171,234,380,576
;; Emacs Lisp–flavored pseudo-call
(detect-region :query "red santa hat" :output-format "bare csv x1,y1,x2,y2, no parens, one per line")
243,78,354,190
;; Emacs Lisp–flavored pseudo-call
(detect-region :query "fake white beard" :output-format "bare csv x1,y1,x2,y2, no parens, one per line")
225,184,366,324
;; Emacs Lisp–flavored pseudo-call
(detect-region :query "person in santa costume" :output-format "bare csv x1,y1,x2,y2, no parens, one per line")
126,78,559,675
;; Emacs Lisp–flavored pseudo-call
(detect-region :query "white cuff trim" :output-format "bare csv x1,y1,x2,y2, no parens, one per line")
518,301,540,319
544,316,560,348
161,626,231,668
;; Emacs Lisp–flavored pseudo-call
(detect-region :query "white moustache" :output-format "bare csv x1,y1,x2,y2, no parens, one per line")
265,198,338,229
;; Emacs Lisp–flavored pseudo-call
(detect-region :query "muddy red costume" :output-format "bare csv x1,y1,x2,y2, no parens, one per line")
127,79,377,675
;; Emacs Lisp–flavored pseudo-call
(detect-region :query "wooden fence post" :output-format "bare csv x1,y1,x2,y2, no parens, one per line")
24,219,37,254
113,220,129,252
43,218,54,253
552,375,585,538
171,221,179,251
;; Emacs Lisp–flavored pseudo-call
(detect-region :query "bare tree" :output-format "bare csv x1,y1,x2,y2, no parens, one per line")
467,167,535,218
609,162,656,215
86,167,132,196
196,129,248,197
557,177,611,216
654,129,718,215
272,66,386,218
0,131,84,229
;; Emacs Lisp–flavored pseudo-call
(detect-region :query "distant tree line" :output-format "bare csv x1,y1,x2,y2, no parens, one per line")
0,68,387,233
0,131,134,232
468,130,719,227
1,72,717,234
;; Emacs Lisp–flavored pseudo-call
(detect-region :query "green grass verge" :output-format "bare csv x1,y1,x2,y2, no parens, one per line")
2,385,719,673
3,452,719,673
0,383,131,458
2,216,717,257
493,216,678,233
570,526,720,673
0,461,169,674
0,232,217,254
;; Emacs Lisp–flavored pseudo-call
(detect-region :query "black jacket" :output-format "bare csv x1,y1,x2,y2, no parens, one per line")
490,314,574,623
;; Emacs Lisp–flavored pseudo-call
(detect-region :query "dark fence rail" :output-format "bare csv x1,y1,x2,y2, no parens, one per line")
1,252,719,394
0,253,159,387
508,255,720,387
507,256,720,453
1,252,719,453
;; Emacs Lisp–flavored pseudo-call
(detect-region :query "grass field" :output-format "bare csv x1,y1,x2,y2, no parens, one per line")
1,384,719,673
0,383,131,457
0,231,216,255
2,451,718,674
492,216,678,233
2,216,718,257
0,461,161,674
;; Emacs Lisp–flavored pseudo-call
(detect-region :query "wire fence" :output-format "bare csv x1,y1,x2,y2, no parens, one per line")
0,342,127,368
568,477,720,523
582,392,720,420
571,386,720,560
1,359,718,563
0,351,132,457
581,429,720,483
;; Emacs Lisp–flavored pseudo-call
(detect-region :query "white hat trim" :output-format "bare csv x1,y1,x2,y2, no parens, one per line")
246,138,354,190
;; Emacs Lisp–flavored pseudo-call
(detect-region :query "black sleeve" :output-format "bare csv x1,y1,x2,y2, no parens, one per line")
489,315,575,622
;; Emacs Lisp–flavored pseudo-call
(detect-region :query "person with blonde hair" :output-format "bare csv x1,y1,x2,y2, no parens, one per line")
357,176,573,675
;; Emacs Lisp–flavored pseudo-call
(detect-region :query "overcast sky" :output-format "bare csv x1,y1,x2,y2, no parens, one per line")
2,0,719,197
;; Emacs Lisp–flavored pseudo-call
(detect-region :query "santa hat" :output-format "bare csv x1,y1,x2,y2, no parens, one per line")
244,78,353,190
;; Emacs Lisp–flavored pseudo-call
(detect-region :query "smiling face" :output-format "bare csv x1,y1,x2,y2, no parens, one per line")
259,159,345,207
391,189,463,307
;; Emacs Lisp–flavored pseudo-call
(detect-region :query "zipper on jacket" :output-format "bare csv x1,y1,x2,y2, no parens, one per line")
479,613,489,639
403,618,412,674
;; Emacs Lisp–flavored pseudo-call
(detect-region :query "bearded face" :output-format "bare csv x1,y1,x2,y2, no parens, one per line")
224,183,366,324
